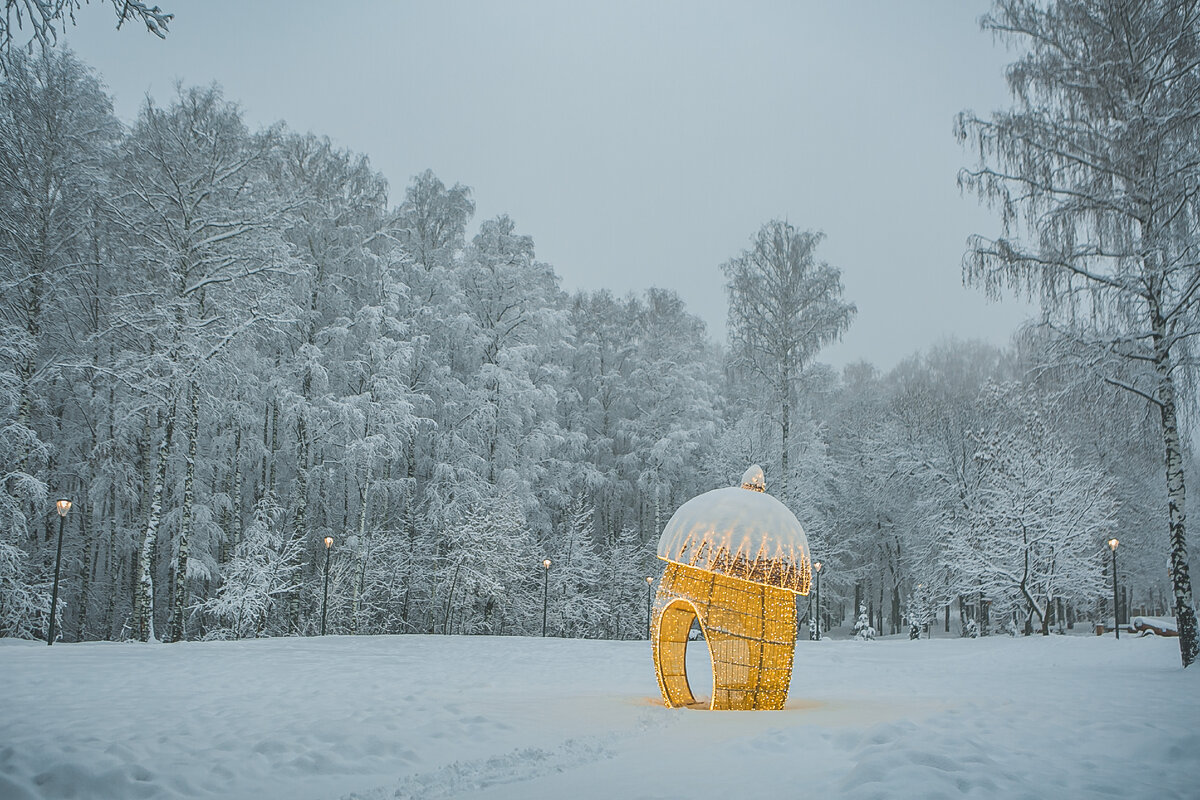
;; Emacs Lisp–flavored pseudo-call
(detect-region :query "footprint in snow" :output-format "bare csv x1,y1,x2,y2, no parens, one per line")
343,738,615,800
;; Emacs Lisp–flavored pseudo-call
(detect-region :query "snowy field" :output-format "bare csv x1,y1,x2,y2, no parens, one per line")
2,633,1198,800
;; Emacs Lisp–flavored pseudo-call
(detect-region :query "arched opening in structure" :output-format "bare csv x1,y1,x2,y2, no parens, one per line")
656,598,715,708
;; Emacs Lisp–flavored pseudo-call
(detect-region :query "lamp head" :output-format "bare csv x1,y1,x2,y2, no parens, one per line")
324,536,334,549
56,498,72,517
813,560,822,573
543,558,552,570
646,576,654,585
1108,538,1119,551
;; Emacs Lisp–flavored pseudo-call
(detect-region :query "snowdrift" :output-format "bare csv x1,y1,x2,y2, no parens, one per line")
2,634,1198,799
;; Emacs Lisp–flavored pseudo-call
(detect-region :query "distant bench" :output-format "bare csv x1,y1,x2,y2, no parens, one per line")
1131,616,1178,637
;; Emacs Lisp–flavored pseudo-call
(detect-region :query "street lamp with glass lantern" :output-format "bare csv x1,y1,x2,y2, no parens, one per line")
542,558,552,637
321,536,334,636
47,499,71,645
813,561,823,641
1108,538,1120,639
645,576,654,639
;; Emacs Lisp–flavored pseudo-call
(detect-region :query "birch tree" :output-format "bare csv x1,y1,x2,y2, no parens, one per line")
111,86,292,641
723,221,855,507
0,48,117,466
957,0,1200,665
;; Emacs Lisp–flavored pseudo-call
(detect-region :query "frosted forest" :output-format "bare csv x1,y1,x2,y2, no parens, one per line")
6,2,1200,797
0,3,1197,665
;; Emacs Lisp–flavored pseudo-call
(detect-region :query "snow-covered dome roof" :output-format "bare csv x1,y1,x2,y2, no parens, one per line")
656,468,811,594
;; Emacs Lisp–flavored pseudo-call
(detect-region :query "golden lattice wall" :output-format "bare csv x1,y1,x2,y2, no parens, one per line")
651,561,798,710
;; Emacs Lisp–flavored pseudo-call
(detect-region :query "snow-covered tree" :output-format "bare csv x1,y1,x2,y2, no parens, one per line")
958,0,1200,666
905,582,939,639
0,1,170,54
947,383,1115,633
439,485,538,635
853,604,876,641
550,496,608,638
3,46,1174,649
0,326,50,637
199,493,299,639
109,85,292,641
723,221,855,507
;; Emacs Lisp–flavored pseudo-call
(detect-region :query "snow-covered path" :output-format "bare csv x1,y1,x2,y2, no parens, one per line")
2,633,1197,799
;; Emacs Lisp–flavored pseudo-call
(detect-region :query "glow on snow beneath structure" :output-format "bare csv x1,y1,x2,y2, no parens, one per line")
651,465,811,710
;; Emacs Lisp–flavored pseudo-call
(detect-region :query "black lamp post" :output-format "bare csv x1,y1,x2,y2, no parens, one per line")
321,536,333,636
542,558,552,637
1108,538,1120,639
645,576,654,639
48,498,71,645
813,561,823,641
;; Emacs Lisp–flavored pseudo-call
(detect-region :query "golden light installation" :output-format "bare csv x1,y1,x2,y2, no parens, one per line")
651,465,811,711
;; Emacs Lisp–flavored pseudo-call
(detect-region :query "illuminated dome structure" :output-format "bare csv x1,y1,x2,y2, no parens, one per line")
651,465,811,710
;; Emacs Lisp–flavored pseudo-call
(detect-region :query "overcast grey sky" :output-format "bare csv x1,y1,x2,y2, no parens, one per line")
63,0,1032,371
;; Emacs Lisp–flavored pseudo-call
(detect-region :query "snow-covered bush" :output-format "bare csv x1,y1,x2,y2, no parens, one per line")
0,537,51,639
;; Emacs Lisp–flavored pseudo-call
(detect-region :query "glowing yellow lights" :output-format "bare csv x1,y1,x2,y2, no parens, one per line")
55,499,72,517
646,576,654,585
740,464,766,493
651,466,810,711
1108,538,1119,551
324,536,334,549
652,563,797,710
543,558,552,570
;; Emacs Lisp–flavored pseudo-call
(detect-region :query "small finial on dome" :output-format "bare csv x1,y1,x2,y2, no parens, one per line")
740,464,766,492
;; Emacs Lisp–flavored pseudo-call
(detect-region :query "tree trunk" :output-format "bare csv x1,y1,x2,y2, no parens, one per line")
876,582,883,634
891,583,901,635
401,431,417,631
168,384,200,642
1154,332,1199,667
77,507,92,641
289,410,309,633
258,401,269,501
227,425,243,557
443,560,462,635
269,397,279,494
351,471,371,635
134,405,176,642
779,364,790,507
487,377,499,484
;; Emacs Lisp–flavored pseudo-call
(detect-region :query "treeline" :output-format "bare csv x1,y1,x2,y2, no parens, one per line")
0,48,1183,643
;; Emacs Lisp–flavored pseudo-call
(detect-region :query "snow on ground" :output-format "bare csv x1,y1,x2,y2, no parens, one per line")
2,633,1198,799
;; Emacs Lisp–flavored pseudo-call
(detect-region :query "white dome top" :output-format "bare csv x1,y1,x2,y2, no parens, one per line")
656,479,811,594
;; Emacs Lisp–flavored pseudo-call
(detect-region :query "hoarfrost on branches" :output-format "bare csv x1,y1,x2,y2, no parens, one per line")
0,42,1186,650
